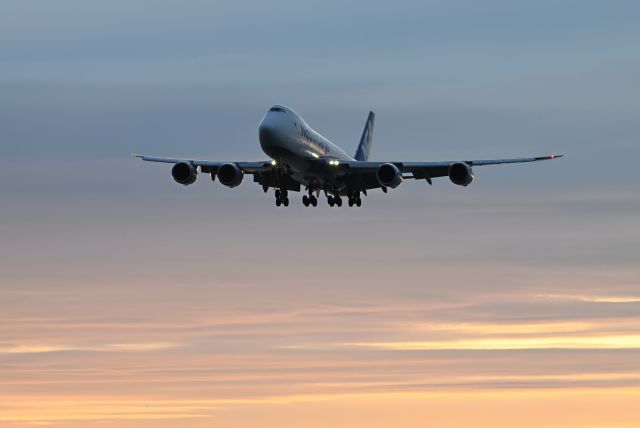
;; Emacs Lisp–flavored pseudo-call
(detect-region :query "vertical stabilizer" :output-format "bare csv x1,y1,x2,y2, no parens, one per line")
354,111,375,161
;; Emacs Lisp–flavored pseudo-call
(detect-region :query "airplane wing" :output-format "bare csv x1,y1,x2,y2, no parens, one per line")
134,153,561,193
342,155,561,173
133,154,302,192
332,154,563,189
132,155,273,173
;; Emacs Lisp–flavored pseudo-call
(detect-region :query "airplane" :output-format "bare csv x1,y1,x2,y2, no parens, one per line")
134,105,562,207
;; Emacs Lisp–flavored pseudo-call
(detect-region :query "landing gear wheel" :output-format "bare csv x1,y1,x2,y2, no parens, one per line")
327,196,335,207
335,197,342,207
356,197,361,207
310,195,317,206
302,195,309,206
283,198,289,207
275,189,281,199
276,198,281,207
348,198,354,207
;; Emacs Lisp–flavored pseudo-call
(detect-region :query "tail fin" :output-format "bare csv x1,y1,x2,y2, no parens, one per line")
354,111,375,161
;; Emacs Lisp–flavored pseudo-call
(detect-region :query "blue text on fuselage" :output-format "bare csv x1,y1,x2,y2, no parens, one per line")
301,127,329,154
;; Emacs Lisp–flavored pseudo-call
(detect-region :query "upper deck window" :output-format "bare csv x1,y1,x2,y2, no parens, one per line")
269,107,286,113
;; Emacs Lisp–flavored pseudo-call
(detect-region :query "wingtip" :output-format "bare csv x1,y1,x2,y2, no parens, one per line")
535,154,564,161
131,153,143,159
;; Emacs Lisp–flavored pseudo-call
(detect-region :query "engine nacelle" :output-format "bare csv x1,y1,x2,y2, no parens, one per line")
171,162,197,186
376,163,403,189
448,162,474,186
217,163,244,188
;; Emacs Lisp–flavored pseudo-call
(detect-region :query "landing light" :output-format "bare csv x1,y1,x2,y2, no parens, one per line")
329,160,340,166
271,160,277,166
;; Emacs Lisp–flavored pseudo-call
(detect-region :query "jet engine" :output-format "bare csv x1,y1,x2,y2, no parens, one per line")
448,162,474,186
217,163,244,188
376,163,403,189
171,162,197,185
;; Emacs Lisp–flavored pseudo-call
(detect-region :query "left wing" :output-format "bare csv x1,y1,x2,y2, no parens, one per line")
341,154,561,173
328,154,562,189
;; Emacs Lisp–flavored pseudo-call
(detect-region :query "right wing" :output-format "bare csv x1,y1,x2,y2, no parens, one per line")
132,154,273,174
133,154,301,191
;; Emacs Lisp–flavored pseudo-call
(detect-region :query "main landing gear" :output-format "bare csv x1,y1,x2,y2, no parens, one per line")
327,195,343,207
302,194,318,207
275,188,289,207
275,188,361,208
327,192,361,207
348,194,362,207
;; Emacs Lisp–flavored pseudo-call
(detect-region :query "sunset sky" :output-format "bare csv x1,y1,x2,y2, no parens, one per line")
1,1,640,427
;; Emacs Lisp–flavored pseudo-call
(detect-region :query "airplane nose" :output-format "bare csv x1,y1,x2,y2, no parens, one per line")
259,123,277,143
259,122,279,157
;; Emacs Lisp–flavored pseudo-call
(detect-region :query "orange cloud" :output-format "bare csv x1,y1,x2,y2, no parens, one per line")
0,342,179,354
538,294,640,303
346,335,640,350
3,389,640,427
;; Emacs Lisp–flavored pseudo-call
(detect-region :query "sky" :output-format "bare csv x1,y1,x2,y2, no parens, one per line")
1,1,640,427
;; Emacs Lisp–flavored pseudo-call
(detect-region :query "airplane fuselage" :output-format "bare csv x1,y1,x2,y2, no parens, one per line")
259,105,352,188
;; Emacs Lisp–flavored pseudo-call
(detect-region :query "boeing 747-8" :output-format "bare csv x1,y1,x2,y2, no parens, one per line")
135,105,562,207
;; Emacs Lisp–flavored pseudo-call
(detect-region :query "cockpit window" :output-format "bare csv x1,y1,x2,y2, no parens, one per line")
269,107,286,113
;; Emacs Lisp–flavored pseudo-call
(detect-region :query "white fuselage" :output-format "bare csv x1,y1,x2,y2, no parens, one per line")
258,105,353,187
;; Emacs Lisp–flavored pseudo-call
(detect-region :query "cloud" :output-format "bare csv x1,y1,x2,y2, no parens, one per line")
539,294,640,303
0,342,179,354
416,321,597,335
345,335,640,350
4,388,640,426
